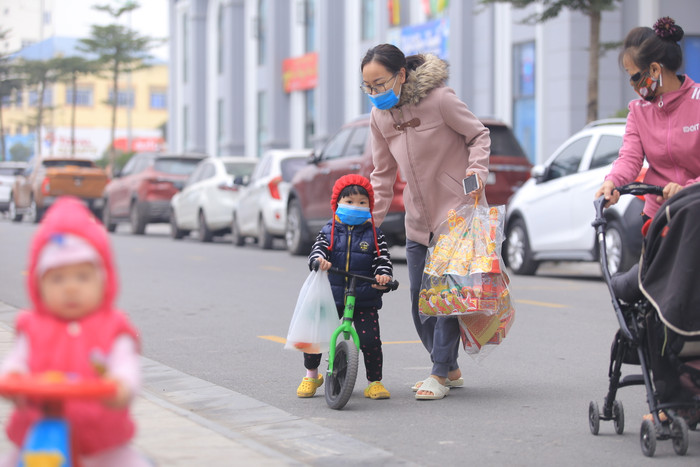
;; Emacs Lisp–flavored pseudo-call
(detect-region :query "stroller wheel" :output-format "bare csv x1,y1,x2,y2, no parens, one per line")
671,417,689,456
588,401,600,435
613,400,625,435
640,419,657,457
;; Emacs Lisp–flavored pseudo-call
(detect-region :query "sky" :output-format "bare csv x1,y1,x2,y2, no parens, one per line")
52,0,169,60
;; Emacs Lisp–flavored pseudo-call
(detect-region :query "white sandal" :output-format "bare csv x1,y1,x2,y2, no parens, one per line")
412,377,463,392
415,377,450,400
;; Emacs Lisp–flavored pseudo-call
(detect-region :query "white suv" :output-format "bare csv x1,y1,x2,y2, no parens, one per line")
504,119,645,276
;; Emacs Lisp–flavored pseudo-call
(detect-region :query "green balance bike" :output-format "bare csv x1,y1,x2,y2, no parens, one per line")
312,260,399,410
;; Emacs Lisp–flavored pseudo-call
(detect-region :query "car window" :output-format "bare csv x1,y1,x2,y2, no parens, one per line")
154,158,201,175
589,135,623,170
0,167,17,176
120,156,138,176
320,127,353,160
42,160,95,168
199,163,216,180
280,157,308,182
250,155,270,182
486,124,527,157
548,136,591,180
346,126,369,157
224,162,256,177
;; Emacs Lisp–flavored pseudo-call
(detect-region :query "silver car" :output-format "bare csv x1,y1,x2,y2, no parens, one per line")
232,149,310,249
0,161,28,214
170,156,257,242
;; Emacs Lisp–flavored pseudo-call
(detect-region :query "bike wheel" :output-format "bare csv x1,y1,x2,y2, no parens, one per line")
325,340,359,410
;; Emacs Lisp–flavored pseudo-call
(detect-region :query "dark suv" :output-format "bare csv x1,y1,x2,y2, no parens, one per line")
285,114,531,255
102,153,206,234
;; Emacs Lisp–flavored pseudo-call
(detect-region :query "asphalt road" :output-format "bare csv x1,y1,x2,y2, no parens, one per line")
0,218,698,465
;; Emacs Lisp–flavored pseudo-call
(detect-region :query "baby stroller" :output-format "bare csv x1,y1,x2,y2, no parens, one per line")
589,182,700,457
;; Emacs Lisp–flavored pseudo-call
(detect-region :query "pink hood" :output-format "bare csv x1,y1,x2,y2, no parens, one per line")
27,196,118,314
606,75,700,218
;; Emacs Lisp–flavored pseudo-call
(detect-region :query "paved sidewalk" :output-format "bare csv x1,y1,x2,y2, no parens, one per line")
0,303,410,466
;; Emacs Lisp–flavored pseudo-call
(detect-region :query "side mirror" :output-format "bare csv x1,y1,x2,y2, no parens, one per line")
531,165,546,183
233,175,249,186
307,152,319,164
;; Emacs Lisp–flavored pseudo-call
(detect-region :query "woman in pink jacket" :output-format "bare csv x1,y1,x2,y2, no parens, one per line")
362,44,491,400
596,17,700,219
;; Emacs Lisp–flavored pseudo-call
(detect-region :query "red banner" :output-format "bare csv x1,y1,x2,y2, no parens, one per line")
282,52,318,93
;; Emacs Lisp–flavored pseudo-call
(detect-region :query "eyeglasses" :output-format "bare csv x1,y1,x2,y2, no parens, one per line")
360,73,399,95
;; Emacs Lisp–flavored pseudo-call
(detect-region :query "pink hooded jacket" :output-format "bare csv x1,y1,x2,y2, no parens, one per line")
605,75,700,218
7,196,140,455
369,54,490,246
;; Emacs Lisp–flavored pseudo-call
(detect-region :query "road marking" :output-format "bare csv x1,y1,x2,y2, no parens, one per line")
515,299,568,308
258,335,421,345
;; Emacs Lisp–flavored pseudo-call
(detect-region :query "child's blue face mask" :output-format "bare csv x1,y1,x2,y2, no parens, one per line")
335,204,371,225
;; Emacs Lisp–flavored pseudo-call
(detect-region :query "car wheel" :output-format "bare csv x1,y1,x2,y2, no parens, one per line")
604,219,634,275
8,194,22,222
130,201,147,235
258,217,273,250
29,197,44,224
170,209,188,240
102,198,117,232
505,218,539,275
231,214,245,246
198,210,214,243
286,198,312,256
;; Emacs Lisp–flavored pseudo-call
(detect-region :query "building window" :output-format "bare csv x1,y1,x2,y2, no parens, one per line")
217,98,223,142
218,5,224,74
304,89,315,149
257,91,267,157
14,90,22,107
513,41,536,162
65,87,93,107
28,88,52,107
362,0,375,40
1,95,10,107
257,0,267,66
182,13,188,83
683,36,700,82
150,89,167,109
304,0,315,53
108,89,134,108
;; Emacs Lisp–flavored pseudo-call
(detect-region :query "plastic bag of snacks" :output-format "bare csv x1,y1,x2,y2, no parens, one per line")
285,270,340,354
419,202,515,356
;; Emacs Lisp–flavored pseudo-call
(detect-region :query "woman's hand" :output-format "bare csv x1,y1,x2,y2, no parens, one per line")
314,257,332,271
372,274,391,290
658,182,683,203
595,180,620,208
466,171,484,200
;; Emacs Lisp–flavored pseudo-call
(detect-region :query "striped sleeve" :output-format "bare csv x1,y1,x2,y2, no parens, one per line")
307,230,330,269
372,230,393,278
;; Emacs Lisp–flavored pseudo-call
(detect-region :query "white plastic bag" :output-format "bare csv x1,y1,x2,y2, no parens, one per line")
284,270,340,354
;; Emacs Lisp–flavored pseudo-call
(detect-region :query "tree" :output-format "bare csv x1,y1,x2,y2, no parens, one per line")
78,1,159,172
481,0,622,123
55,56,98,155
0,28,24,161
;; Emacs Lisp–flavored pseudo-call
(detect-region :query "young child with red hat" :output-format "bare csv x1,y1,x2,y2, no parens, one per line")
297,174,394,400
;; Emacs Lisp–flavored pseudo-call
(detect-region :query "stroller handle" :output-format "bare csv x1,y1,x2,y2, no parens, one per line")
593,182,663,228
311,259,399,291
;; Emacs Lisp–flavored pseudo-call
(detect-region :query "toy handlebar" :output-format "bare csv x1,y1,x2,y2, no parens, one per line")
311,259,399,291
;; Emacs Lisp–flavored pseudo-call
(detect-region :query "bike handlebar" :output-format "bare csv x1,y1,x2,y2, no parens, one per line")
311,259,399,291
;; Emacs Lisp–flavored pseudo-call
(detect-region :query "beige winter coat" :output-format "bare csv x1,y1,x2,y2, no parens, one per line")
369,54,491,246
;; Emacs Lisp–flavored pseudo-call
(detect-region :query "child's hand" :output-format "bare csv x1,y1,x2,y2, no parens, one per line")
314,257,332,271
0,372,28,408
372,274,391,290
103,377,132,409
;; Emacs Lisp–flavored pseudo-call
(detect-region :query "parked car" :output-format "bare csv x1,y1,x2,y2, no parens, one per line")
9,157,109,223
231,149,310,249
0,161,28,215
503,118,644,276
102,153,206,234
170,156,257,242
285,114,532,255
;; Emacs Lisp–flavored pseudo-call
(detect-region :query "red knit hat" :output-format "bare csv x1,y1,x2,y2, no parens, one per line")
331,174,375,213
328,174,379,254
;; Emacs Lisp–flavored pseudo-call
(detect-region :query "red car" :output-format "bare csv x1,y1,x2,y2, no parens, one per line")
285,115,531,255
101,153,206,234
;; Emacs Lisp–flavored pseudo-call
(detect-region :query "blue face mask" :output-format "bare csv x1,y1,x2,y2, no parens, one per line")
335,204,371,225
368,77,401,110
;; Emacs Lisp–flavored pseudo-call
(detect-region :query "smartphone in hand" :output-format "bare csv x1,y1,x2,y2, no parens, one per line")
462,174,479,195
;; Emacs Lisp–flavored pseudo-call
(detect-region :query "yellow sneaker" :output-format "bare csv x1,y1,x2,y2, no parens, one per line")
297,375,324,398
364,381,391,399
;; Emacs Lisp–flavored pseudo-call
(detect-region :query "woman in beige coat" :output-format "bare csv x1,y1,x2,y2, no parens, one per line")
363,44,491,400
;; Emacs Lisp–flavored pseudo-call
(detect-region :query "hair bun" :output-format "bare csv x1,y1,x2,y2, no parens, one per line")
653,16,684,42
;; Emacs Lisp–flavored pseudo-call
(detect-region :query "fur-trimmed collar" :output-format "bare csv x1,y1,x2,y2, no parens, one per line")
396,53,449,108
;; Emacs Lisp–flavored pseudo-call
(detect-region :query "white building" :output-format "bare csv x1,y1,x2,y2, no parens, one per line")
168,0,700,164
